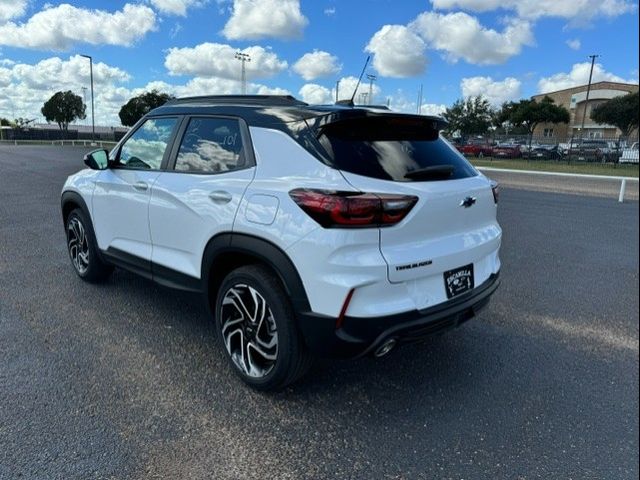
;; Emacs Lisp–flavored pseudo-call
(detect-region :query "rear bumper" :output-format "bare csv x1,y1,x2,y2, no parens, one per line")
297,272,500,358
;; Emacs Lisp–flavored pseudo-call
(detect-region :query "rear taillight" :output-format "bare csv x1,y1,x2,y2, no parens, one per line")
491,182,499,204
289,189,418,228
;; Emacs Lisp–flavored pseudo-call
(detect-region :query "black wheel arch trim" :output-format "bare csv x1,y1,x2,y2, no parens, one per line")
61,190,108,264
201,233,312,316
61,190,91,225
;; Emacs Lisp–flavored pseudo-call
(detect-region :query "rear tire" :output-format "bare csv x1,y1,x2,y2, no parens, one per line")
66,208,113,283
215,265,312,391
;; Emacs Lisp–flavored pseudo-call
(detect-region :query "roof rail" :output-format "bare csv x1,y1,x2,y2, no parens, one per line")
166,95,308,107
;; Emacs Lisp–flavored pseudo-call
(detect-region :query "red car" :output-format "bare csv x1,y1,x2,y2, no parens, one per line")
458,139,493,158
492,143,522,158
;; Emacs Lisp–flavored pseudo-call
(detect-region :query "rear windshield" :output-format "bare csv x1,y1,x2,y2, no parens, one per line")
316,116,477,182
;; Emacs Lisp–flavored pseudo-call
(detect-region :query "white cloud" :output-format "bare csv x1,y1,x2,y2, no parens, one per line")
0,0,27,23
430,0,636,21
538,62,638,93
365,25,427,78
461,76,522,106
0,3,156,50
0,53,292,125
149,0,206,16
11,55,131,90
222,0,308,40
420,103,447,116
566,38,581,50
385,90,446,116
293,50,341,81
0,55,131,125
299,76,382,105
324,7,336,16
409,12,533,65
299,83,333,104
336,76,382,104
165,43,288,80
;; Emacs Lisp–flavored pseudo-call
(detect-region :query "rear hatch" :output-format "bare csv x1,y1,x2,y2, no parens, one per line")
310,113,501,285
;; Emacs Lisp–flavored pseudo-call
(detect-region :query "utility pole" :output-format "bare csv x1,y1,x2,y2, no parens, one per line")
80,54,95,142
360,92,368,105
417,84,423,115
335,79,340,103
366,74,377,105
235,52,251,95
579,54,600,137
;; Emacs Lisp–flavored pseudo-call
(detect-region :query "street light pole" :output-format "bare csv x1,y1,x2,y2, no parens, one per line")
234,52,251,95
80,54,95,142
81,86,88,126
366,74,377,105
579,54,600,137
335,79,340,103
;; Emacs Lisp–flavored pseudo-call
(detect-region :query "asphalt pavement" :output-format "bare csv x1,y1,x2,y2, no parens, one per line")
1,145,638,479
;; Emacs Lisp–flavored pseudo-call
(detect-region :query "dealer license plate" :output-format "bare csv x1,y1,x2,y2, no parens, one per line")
444,264,474,299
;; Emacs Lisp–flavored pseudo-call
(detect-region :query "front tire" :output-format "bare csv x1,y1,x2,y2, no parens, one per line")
215,265,312,391
66,209,113,283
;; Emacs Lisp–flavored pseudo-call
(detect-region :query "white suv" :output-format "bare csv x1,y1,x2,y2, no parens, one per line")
61,95,501,390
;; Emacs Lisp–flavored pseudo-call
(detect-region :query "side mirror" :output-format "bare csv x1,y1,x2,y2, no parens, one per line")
84,149,109,170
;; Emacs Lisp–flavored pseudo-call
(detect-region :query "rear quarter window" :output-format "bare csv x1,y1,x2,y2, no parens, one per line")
316,116,477,182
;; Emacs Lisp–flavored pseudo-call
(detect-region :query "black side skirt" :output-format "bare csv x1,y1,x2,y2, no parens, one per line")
102,247,202,293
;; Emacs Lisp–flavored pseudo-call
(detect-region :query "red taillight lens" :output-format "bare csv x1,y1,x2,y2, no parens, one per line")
491,182,499,204
289,189,418,228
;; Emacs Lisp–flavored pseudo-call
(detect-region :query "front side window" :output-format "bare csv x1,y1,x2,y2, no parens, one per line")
175,117,246,173
117,117,177,170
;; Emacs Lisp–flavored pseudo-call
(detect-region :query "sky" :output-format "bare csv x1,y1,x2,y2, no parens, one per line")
0,0,638,126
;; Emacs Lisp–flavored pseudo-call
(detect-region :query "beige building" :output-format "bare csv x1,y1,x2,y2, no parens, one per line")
532,81,638,139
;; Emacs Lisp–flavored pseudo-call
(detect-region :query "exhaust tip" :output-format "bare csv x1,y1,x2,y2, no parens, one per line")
373,338,397,358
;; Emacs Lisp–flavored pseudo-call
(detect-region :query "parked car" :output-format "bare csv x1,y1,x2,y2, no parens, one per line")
619,142,639,164
528,144,560,160
492,143,522,158
567,139,611,161
458,138,494,158
61,95,501,390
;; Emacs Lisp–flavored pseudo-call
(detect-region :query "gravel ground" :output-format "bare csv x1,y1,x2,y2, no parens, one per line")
1,145,638,479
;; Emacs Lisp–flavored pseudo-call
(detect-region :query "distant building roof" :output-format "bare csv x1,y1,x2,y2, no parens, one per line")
533,81,638,98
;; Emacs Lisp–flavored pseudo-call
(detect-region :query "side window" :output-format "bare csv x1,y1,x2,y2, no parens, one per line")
117,117,178,170
174,117,246,173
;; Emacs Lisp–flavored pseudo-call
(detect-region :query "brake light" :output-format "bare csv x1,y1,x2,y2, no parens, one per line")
289,189,418,228
491,182,499,204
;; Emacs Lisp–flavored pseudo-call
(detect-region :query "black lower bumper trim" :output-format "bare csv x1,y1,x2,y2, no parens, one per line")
297,272,500,358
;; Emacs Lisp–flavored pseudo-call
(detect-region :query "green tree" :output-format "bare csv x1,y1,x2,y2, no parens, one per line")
0,118,11,126
41,91,86,131
590,92,639,139
491,102,528,135
508,96,570,147
119,90,174,127
443,96,492,138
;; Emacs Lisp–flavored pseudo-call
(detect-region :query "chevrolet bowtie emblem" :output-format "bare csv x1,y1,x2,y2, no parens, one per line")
460,196,477,208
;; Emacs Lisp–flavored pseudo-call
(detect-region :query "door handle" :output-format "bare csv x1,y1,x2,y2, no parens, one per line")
133,181,148,191
209,191,232,204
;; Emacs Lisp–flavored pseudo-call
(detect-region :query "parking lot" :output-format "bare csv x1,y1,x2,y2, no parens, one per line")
1,145,638,479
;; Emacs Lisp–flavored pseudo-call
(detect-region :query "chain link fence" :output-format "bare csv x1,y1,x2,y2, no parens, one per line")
453,133,639,165
0,126,129,143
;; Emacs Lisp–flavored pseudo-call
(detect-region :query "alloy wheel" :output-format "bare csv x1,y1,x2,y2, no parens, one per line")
220,284,278,378
67,217,90,274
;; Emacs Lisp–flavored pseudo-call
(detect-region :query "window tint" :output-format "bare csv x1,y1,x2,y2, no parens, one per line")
118,117,177,170
317,117,477,182
175,118,245,173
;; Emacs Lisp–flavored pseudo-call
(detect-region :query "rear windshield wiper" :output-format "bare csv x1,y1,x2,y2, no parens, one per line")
404,165,454,180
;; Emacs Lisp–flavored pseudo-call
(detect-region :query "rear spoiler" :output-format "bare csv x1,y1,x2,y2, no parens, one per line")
307,110,448,141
